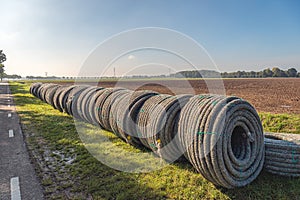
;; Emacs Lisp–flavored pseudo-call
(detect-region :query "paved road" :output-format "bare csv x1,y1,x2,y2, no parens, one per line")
0,82,43,200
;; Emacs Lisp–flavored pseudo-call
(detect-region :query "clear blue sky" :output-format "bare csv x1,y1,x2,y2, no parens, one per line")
1,0,300,76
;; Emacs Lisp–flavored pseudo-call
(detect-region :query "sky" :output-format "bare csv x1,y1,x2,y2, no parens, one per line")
1,0,300,77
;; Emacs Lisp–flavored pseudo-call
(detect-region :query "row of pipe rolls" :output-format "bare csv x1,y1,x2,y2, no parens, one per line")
30,82,265,188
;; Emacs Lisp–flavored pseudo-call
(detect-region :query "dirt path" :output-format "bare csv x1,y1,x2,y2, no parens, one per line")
0,82,43,200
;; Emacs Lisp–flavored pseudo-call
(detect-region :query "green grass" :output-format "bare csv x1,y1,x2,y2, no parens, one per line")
10,81,300,200
259,113,300,134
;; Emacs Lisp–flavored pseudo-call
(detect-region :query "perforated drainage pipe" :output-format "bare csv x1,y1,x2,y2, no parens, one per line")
87,89,109,126
137,94,172,149
59,85,77,113
264,132,300,177
52,85,69,112
30,82,42,97
146,94,192,161
45,85,60,107
30,83,265,189
111,90,159,145
93,88,128,132
81,87,104,124
178,94,265,188
67,85,90,117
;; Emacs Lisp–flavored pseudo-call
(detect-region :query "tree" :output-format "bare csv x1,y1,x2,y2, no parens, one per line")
238,71,244,77
272,67,287,77
287,68,298,77
0,64,4,81
0,50,6,63
262,68,273,77
0,50,6,81
257,71,263,78
249,71,256,77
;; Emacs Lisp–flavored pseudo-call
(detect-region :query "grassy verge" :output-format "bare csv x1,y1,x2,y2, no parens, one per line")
10,82,300,200
259,113,300,134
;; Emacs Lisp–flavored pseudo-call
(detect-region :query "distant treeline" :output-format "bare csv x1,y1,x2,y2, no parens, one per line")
174,67,299,78
26,76,62,80
221,67,299,78
24,67,299,79
2,73,22,79
171,70,221,78
25,76,117,80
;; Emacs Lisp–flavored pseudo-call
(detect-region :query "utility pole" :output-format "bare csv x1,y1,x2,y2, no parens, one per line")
113,67,116,78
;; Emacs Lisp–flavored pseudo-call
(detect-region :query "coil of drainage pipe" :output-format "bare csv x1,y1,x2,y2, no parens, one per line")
39,83,57,102
58,85,77,113
39,83,55,100
109,91,134,139
101,89,131,132
67,85,90,118
34,83,43,99
145,94,192,161
178,94,265,189
93,88,127,131
52,86,69,112
80,86,105,123
109,90,159,145
264,132,300,177
117,90,158,145
68,85,92,117
136,94,173,149
35,83,49,100
30,82,42,97
77,86,101,122
32,84,42,97
123,91,159,146
44,84,60,106
87,89,109,126
34,83,44,99
29,82,36,96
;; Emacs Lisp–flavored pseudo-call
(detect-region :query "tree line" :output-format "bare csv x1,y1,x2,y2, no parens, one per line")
221,67,299,78
26,67,300,79
174,67,299,78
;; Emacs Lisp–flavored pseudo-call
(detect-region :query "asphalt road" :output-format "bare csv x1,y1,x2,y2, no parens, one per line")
0,82,43,200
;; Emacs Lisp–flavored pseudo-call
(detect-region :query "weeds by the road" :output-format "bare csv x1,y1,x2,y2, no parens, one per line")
10,82,300,199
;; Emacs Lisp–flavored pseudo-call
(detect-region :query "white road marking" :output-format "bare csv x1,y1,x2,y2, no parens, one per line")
9,129,14,138
8,113,12,118
8,104,11,107
10,177,21,200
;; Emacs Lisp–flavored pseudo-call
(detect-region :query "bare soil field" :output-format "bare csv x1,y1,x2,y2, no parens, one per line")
53,78,300,114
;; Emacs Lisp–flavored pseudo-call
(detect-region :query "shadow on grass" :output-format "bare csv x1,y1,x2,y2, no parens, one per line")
17,109,171,199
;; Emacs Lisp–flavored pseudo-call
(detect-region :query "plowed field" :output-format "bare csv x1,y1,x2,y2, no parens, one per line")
53,78,300,114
